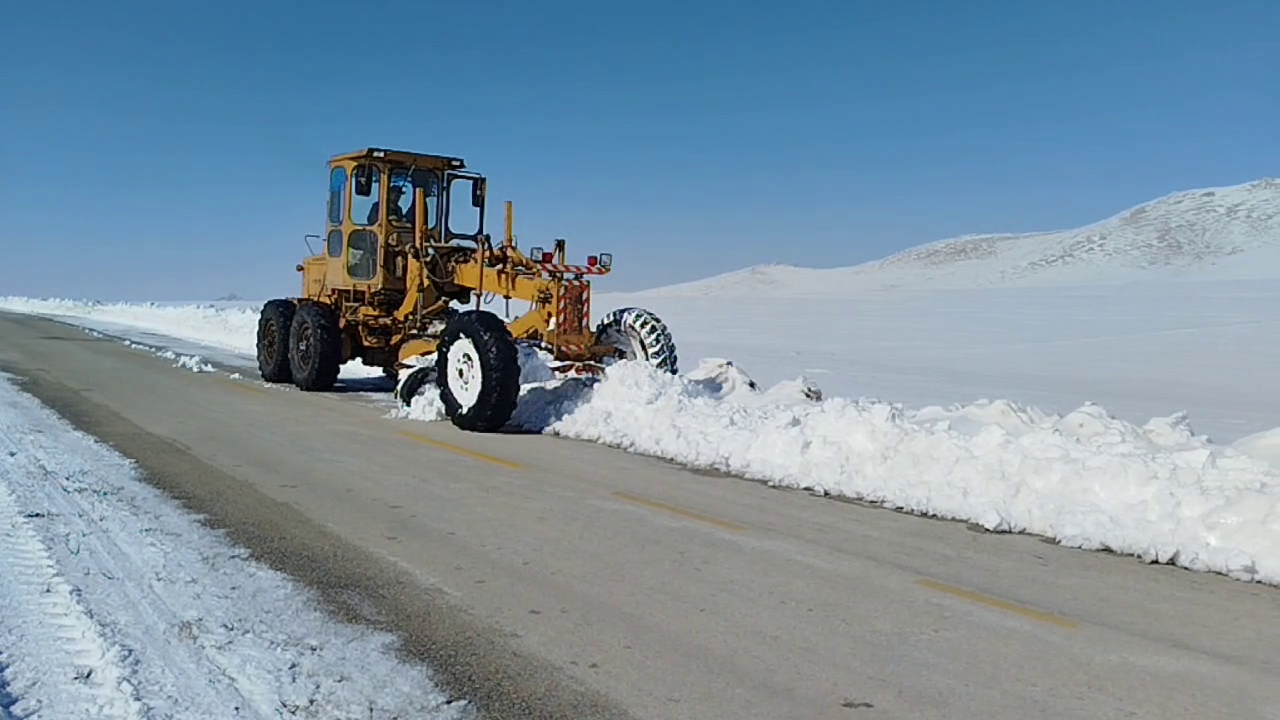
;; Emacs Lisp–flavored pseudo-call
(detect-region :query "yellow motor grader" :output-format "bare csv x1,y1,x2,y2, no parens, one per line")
256,147,678,431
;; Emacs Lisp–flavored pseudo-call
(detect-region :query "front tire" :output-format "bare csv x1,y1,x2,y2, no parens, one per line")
289,302,342,391
257,299,295,383
436,310,521,432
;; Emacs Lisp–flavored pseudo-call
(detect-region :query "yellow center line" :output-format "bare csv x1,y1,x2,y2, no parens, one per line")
397,432,523,470
613,491,748,533
916,578,1079,630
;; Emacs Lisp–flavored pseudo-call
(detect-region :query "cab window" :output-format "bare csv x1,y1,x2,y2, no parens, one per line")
347,229,378,280
389,168,441,229
328,167,347,226
386,169,413,227
350,163,381,226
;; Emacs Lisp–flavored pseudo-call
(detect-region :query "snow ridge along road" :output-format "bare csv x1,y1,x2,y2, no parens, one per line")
0,367,470,719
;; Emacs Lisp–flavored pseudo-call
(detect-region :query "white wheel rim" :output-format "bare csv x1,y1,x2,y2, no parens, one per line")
446,337,483,411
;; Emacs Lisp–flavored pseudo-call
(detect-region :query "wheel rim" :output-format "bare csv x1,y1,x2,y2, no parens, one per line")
446,337,482,411
296,323,314,370
263,321,279,363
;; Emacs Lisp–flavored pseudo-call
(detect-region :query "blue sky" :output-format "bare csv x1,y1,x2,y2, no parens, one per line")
2,0,1276,300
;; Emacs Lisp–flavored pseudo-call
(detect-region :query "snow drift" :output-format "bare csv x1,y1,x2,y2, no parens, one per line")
403,355,1280,585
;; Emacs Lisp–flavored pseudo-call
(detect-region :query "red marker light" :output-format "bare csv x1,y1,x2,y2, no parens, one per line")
542,251,554,263
587,255,598,266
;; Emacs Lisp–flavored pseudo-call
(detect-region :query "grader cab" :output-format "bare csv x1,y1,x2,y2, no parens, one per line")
256,147,678,431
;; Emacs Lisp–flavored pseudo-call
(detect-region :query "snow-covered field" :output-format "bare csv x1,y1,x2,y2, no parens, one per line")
649,177,1280,295
602,279,1280,445
4,277,1280,590
0,372,470,719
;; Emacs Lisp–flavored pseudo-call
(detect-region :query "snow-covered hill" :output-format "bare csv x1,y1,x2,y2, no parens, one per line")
643,178,1280,297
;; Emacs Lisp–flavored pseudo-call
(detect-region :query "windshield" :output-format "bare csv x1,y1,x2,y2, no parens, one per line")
388,168,440,229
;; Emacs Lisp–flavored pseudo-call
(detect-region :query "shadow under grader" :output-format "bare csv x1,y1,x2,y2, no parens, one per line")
330,375,397,394
504,377,598,435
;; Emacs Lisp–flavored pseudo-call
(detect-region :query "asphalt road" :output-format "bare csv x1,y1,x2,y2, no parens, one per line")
1,311,1278,720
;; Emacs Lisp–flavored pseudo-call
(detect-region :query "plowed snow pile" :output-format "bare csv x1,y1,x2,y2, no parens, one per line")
403,355,1280,585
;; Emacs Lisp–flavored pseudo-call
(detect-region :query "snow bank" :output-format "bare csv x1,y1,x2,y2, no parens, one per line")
403,357,1280,585
0,373,470,719
1,298,388,381
0,297,260,356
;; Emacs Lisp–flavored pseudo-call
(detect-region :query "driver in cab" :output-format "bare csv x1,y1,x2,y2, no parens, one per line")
368,184,412,226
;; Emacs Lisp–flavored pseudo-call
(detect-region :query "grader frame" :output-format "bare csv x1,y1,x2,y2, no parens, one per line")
256,147,677,431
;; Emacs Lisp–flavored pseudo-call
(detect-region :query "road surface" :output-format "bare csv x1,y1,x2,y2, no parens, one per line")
1,311,1277,719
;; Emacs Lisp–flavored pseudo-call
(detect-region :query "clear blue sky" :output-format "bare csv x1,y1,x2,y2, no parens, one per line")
2,0,1276,300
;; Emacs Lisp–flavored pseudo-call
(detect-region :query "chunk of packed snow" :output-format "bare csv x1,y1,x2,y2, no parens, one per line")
158,349,216,373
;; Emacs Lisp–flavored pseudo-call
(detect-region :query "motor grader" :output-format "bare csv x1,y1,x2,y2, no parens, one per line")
255,147,678,431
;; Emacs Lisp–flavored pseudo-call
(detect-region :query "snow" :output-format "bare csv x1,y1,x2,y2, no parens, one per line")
0,372,471,719
7,179,1280,593
5,280,1280,587
397,352,1280,585
1231,428,1280,470
644,177,1280,296
0,298,261,356
594,279,1280,445
0,298,386,382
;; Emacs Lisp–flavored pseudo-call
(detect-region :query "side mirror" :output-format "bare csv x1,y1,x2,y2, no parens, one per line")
472,178,486,208
354,165,373,197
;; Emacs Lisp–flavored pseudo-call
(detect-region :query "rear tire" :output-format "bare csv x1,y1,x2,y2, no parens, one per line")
594,307,679,374
257,299,295,383
436,310,521,432
289,302,342,391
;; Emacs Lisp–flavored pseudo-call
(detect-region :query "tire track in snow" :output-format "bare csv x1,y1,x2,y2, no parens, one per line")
0,465,143,719
0,373,469,719
7,457,266,716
